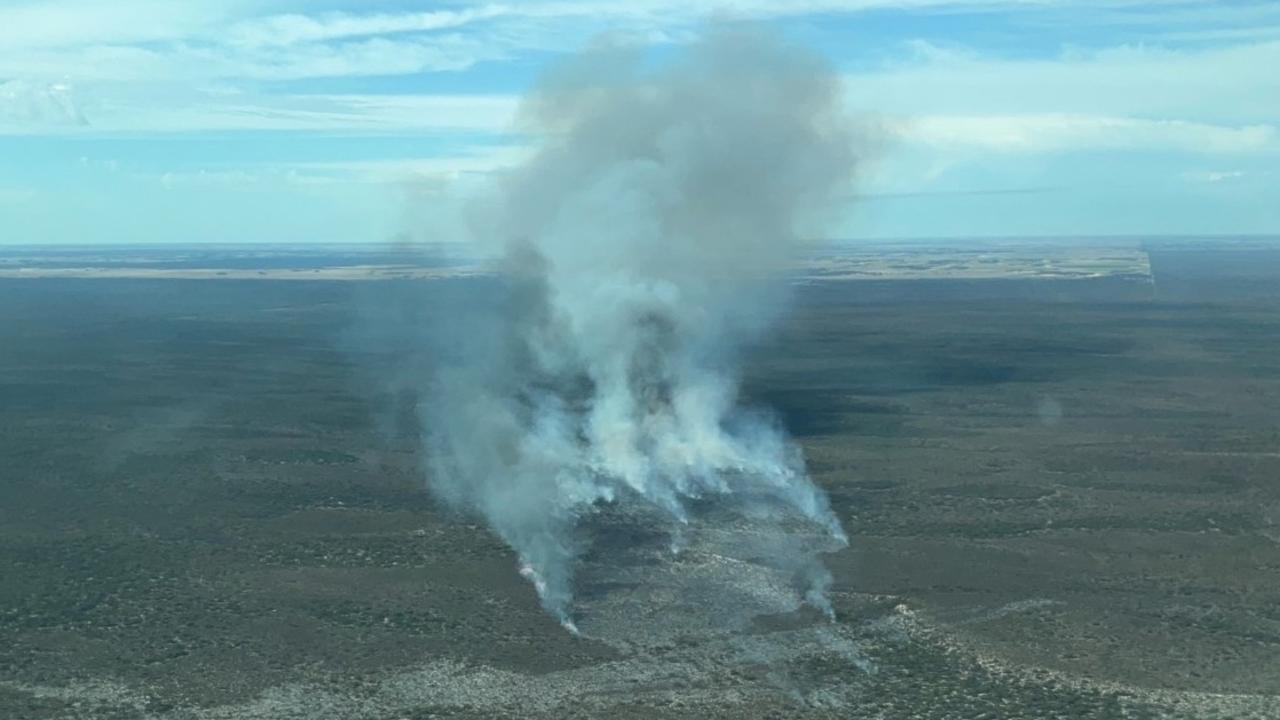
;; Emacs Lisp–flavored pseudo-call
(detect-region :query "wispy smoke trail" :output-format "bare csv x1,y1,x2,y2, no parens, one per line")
423,29,860,628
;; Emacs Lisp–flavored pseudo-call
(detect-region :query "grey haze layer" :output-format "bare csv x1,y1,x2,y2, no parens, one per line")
423,31,860,627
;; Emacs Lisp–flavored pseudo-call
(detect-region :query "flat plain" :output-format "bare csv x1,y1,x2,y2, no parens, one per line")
2,238,1278,719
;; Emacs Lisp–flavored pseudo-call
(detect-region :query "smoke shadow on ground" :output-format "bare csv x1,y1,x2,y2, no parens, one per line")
343,277,508,443
737,281,1149,440
741,388,910,439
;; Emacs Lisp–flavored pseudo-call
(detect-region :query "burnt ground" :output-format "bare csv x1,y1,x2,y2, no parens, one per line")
2,241,1279,718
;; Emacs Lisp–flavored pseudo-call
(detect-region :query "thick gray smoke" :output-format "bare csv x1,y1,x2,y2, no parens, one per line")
424,30,859,629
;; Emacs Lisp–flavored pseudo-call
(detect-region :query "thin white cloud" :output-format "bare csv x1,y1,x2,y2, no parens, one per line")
146,146,529,195
307,94,518,132
293,145,532,182
1069,1,1280,32
0,79,87,127
70,93,519,134
0,184,38,205
891,114,1279,155
1154,25,1280,43
847,40,1280,125
0,34,503,84
154,167,359,191
8,33,1278,144
0,0,1275,168
0,0,234,50
226,7,507,48
0,0,1214,76
1179,170,1248,184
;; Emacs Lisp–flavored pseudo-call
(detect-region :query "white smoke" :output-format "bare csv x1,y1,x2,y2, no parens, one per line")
422,29,861,627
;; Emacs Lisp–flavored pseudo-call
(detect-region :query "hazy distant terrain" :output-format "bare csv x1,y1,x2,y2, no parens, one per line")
0,245,484,281
0,238,1155,283
2,239,1279,719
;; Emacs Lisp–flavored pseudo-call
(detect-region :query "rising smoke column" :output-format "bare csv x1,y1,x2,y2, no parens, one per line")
423,30,860,628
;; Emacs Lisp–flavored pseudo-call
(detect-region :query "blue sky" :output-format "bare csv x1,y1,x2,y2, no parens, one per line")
1,0,1277,244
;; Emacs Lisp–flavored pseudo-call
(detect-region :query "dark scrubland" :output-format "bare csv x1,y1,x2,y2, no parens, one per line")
2,240,1279,718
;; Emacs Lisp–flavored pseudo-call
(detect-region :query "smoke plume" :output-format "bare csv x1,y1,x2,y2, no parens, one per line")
423,29,860,628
